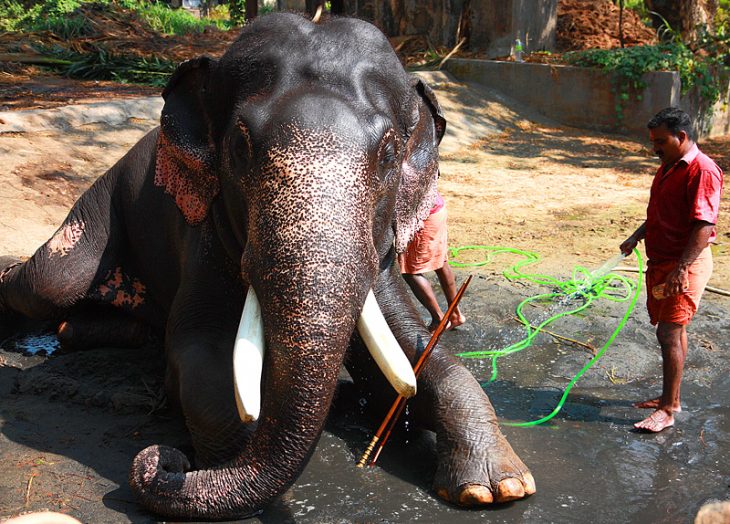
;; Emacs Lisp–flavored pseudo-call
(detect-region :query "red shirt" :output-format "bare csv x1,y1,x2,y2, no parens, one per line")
645,144,723,262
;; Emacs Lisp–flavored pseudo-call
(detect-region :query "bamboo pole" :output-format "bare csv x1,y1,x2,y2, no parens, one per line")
357,275,473,468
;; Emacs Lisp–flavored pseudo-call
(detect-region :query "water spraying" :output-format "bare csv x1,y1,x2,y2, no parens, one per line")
449,245,643,427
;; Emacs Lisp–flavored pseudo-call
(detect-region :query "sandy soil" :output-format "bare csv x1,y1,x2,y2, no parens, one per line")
1,75,728,286
0,76,728,523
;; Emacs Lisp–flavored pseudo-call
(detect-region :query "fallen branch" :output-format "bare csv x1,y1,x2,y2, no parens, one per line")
438,37,466,69
24,473,37,507
512,316,597,354
0,53,72,66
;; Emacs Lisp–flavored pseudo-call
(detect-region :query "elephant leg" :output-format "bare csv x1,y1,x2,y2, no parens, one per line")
56,307,151,352
164,271,252,467
0,185,120,321
347,264,535,505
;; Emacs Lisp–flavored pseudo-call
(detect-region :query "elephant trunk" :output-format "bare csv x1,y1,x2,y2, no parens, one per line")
130,259,368,519
130,128,380,519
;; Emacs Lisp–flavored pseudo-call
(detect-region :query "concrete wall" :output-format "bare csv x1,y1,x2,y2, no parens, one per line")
444,58,730,140
681,71,730,139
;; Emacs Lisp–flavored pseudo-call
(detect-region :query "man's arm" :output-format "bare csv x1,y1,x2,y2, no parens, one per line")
620,221,647,255
664,221,715,296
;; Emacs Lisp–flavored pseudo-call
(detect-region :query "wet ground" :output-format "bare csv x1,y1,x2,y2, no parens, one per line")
1,265,728,524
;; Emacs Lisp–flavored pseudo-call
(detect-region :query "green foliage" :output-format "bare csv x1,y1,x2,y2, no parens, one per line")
623,0,650,21
37,45,178,86
229,0,245,26
0,0,233,85
565,40,729,122
134,1,229,34
0,0,227,36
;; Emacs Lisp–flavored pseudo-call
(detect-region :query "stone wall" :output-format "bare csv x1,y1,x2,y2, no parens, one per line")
444,58,730,140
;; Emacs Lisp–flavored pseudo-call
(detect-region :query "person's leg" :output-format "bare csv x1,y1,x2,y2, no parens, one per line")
402,273,443,331
434,263,465,329
634,321,685,432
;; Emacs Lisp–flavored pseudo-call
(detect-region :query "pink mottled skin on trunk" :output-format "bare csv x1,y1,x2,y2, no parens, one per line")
47,220,85,258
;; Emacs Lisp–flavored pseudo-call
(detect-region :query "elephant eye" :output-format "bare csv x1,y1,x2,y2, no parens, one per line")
377,129,400,176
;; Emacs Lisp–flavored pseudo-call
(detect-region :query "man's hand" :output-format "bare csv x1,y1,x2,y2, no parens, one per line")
620,223,646,255
664,265,690,296
620,235,639,255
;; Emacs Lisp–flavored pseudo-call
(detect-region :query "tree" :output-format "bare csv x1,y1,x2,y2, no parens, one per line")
645,0,719,42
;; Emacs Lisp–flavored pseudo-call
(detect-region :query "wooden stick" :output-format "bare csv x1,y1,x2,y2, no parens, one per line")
357,275,472,468
24,473,36,507
0,53,72,66
438,37,466,70
511,316,597,355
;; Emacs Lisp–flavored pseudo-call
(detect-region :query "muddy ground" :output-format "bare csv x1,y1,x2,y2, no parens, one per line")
0,75,728,523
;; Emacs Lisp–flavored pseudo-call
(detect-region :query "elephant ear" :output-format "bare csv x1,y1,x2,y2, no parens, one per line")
155,56,220,225
393,78,447,254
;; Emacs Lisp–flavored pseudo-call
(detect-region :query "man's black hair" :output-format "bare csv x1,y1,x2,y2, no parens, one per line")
647,107,695,141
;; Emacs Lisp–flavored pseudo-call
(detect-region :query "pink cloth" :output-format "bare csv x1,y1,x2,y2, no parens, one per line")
398,206,448,274
430,192,445,214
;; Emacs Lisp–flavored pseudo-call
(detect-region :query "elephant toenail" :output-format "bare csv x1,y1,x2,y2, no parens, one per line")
436,488,450,502
57,321,73,340
523,472,537,495
496,477,525,502
458,484,493,506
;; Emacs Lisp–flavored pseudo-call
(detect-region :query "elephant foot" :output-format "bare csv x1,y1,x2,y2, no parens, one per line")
432,431,536,506
56,311,150,352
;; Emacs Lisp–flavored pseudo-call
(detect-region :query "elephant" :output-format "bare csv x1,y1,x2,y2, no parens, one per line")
0,12,535,520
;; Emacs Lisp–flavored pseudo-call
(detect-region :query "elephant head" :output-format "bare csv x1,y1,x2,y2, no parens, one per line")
129,13,448,519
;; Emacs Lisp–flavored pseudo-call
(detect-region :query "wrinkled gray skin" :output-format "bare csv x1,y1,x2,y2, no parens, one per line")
0,13,534,520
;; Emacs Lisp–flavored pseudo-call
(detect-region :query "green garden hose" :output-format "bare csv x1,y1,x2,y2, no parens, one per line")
449,246,643,426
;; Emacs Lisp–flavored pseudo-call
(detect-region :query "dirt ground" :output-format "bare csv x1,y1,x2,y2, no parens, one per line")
0,75,729,523
1,74,728,286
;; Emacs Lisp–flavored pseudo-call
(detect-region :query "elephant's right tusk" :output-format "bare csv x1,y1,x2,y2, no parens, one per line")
357,290,417,398
233,286,265,423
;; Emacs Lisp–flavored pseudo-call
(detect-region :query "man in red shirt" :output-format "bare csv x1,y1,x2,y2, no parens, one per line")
621,107,724,432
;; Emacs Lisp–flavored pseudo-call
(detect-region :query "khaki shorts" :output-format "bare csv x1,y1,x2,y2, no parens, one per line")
646,247,713,326
398,207,448,274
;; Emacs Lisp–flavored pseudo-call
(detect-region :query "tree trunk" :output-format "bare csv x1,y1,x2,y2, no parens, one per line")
644,0,718,43
245,0,258,20
618,0,625,48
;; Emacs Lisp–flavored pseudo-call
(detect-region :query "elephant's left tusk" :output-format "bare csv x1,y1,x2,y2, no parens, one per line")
233,286,265,423
357,290,417,398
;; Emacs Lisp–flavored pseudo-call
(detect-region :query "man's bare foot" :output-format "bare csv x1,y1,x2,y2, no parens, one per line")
428,319,450,332
447,309,466,331
633,398,681,412
634,409,675,432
